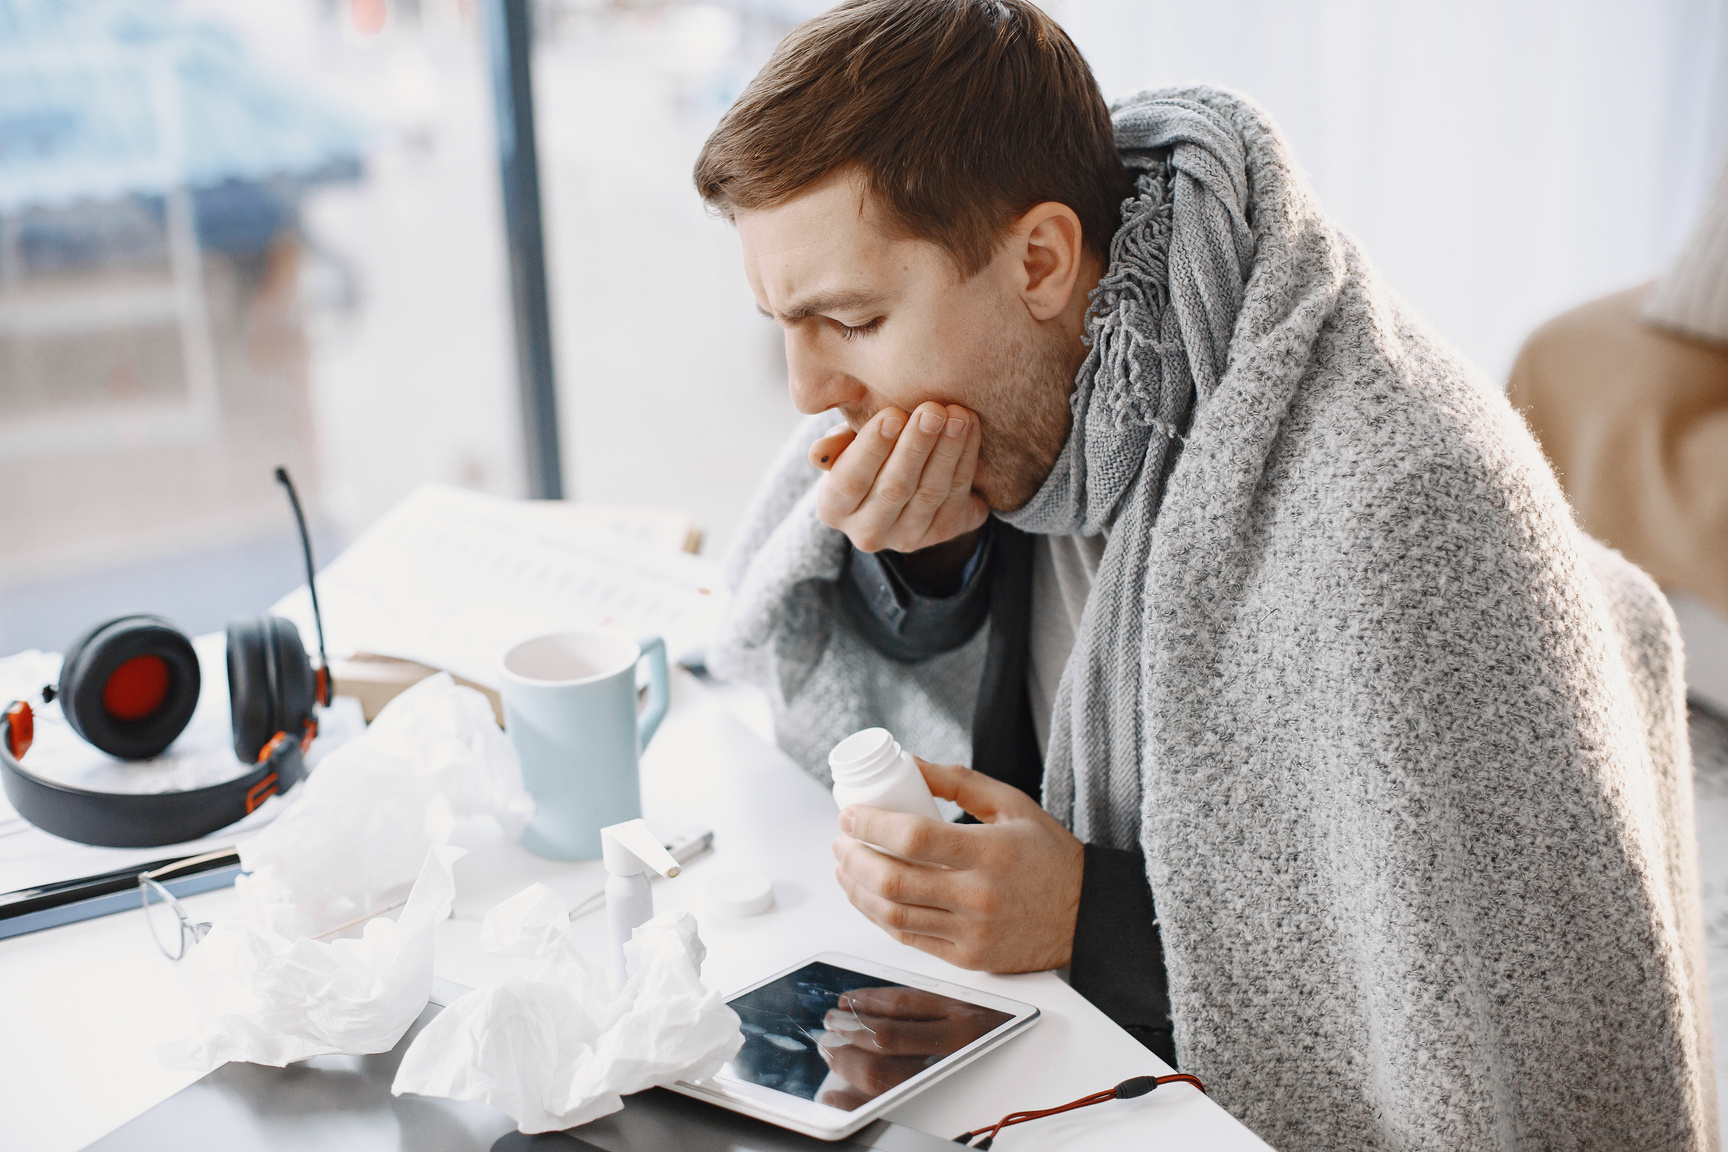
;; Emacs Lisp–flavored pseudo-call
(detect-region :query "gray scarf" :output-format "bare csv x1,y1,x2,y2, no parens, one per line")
1003,95,1254,849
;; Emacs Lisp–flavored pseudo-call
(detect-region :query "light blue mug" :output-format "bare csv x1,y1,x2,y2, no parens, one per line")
499,630,670,861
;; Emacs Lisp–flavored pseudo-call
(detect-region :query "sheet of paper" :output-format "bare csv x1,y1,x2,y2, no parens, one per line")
271,484,728,690
549,504,702,555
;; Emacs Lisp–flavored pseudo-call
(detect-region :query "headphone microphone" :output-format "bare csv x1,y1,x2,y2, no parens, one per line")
1,468,336,848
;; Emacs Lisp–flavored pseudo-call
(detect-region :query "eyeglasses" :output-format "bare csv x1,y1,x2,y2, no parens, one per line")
138,850,407,960
138,850,228,960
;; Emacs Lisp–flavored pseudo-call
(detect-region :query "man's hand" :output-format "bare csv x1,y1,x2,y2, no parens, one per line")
832,759,1083,973
808,402,989,555
813,986,1006,1109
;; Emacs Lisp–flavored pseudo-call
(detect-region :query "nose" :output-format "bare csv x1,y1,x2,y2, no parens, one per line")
785,328,865,416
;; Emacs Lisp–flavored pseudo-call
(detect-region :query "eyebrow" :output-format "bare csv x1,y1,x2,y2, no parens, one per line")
759,289,887,325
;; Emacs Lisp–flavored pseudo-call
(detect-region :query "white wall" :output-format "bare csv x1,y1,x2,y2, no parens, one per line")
1047,0,1728,381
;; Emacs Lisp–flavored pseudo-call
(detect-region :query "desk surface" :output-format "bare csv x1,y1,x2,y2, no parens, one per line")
0,671,1272,1151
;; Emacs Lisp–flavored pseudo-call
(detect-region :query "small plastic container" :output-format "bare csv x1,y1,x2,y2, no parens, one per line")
829,728,941,823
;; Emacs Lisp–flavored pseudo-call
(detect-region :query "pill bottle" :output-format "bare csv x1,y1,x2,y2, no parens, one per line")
829,728,941,822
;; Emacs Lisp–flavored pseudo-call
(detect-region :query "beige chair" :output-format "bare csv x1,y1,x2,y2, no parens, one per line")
1507,284,1728,713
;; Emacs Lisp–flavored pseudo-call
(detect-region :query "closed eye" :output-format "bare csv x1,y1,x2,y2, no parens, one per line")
835,317,884,341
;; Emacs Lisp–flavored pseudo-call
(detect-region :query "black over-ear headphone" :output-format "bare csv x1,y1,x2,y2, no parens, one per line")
1,468,334,848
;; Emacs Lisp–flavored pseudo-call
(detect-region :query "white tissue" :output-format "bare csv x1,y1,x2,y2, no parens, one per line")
235,673,532,938
160,845,465,1072
392,886,744,1132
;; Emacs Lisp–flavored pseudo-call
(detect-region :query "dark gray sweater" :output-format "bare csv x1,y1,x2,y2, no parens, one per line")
838,521,1175,1066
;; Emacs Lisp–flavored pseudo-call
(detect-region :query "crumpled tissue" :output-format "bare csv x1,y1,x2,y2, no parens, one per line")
236,673,532,938
161,844,465,1072
391,885,744,1132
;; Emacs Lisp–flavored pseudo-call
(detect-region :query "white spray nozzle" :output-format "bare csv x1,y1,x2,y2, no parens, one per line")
601,819,682,879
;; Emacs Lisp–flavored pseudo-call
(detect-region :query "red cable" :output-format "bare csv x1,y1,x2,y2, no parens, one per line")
954,1073,1206,1148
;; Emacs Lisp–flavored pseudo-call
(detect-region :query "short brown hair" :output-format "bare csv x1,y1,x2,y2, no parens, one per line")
693,0,1132,277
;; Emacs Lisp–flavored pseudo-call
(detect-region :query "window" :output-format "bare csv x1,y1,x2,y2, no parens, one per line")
0,0,800,652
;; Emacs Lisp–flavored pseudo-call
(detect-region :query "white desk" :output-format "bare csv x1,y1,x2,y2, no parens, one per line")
0,671,1272,1151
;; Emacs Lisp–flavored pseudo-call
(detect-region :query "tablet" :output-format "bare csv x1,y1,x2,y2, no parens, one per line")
668,951,1039,1141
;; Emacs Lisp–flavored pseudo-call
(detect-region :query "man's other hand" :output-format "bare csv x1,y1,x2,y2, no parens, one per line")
832,758,1083,973
808,402,989,554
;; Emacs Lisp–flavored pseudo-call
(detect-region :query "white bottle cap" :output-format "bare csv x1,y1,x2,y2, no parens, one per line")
703,866,775,919
829,727,897,784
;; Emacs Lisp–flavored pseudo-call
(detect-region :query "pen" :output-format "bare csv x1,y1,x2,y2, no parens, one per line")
0,848,243,941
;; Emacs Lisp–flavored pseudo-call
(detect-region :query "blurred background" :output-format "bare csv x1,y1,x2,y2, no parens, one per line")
2,0,1726,653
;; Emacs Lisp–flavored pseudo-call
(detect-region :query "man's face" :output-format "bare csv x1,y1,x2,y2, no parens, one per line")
736,172,1081,512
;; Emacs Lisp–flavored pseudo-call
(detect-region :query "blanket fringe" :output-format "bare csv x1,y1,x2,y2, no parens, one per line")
1087,160,1190,436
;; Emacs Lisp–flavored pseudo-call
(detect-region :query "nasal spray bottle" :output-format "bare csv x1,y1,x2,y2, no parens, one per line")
600,818,682,990
828,728,941,854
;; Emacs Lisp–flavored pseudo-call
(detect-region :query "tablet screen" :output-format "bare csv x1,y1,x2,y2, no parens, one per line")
723,960,1014,1113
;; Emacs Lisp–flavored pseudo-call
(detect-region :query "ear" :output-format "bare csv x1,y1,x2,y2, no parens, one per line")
1015,202,1086,322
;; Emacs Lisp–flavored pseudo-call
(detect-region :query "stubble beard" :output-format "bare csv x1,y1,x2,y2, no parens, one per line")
970,319,1081,513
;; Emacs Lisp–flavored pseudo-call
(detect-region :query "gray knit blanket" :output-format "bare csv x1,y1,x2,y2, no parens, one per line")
711,87,1716,1150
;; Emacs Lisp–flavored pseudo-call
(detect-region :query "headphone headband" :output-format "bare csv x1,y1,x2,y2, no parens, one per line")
0,702,309,848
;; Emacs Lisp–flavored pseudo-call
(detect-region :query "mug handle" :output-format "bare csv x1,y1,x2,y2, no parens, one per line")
636,635,669,752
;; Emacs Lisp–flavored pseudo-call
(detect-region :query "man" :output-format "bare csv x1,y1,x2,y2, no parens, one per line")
695,2,1715,1149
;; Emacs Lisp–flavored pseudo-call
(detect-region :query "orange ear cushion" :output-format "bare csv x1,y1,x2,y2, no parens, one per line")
58,616,200,761
102,655,171,722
